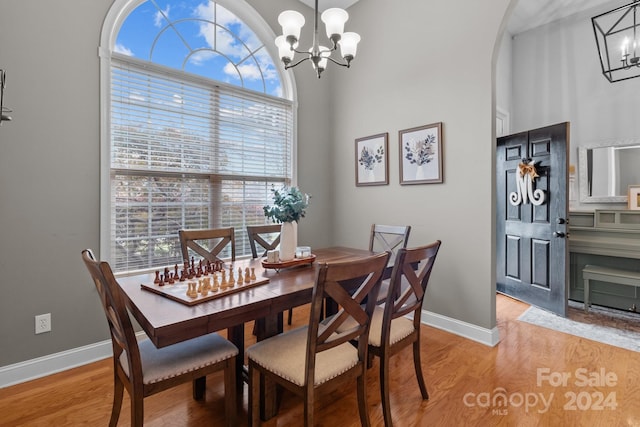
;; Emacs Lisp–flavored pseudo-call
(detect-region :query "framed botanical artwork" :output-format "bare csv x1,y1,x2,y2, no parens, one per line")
355,132,389,186
629,185,640,210
399,122,443,185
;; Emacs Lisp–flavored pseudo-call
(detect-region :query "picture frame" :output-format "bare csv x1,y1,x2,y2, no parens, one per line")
399,122,443,185
628,185,640,210
355,132,389,186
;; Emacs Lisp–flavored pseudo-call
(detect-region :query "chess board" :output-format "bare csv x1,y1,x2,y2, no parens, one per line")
141,275,270,306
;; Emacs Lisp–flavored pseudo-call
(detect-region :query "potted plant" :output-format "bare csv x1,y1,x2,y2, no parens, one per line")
263,186,310,261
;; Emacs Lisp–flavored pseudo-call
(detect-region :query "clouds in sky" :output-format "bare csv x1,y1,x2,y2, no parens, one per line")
115,0,281,96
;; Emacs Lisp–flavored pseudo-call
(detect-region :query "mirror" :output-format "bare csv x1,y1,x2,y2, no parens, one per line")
579,139,640,203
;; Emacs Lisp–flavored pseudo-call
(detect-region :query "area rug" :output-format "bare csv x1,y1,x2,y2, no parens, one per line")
517,302,640,353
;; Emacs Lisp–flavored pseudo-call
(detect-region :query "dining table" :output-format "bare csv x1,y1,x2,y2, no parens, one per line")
116,246,376,420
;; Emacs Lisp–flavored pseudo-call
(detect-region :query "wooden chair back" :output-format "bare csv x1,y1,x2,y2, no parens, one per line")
246,224,281,258
306,251,391,385
82,249,143,386
385,240,441,327
179,227,235,263
369,224,411,268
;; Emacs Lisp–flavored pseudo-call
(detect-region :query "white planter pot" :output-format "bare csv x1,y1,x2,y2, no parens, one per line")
279,221,297,261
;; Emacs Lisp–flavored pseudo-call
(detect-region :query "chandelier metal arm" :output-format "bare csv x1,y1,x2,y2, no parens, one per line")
284,55,312,70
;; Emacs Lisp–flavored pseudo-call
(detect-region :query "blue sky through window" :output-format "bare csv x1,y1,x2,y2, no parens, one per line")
115,0,283,97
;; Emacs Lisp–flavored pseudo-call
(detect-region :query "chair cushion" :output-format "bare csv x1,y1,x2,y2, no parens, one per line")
120,333,238,385
246,326,359,387
337,306,415,347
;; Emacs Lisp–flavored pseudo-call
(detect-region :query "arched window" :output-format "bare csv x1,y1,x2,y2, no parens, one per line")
101,0,295,272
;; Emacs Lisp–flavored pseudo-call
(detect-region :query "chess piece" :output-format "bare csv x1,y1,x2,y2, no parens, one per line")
220,270,227,290
228,267,235,287
154,270,160,284
186,282,197,298
251,267,256,281
245,267,251,283
237,267,243,285
212,273,219,292
159,274,165,286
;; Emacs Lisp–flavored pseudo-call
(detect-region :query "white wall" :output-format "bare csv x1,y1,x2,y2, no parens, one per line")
509,0,640,211
329,0,510,329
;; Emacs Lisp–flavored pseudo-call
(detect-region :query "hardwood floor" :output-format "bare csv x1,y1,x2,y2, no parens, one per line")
1,294,639,426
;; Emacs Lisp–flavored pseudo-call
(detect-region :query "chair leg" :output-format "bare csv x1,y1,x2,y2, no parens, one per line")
412,340,429,400
249,364,261,427
224,359,237,427
356,371,371,427
192,376,206,400
109,375,124,427
303,387,314,427
131,391,144,427
379,354,393,427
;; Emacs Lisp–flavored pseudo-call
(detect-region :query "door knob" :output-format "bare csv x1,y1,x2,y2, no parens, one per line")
553,231,566,238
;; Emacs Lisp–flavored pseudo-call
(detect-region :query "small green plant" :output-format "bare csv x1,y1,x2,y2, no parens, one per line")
263,186,310,223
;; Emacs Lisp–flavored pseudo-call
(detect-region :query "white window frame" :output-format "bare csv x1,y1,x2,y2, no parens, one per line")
99,0,298,273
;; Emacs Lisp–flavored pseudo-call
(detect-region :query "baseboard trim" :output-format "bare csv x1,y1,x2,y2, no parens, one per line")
0,332,146,389
421,309,501,347
1,312,498,389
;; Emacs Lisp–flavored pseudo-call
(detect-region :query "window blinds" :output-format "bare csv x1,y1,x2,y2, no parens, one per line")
110,60,293,272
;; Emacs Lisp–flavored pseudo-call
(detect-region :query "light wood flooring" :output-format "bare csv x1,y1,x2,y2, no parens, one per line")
1,294,639,426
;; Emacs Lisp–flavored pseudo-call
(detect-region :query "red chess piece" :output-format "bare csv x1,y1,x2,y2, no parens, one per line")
154,270,160,284
159,274,165,286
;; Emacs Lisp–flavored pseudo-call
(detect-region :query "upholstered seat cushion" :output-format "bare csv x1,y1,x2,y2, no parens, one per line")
337,306,415,348
246,326,359,387
120,333,238,385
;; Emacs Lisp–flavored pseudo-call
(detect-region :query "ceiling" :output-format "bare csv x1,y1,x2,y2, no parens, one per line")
297,0,618,35
507,0,617,35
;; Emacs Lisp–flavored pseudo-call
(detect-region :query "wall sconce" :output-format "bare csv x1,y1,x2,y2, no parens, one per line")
1,69,12,125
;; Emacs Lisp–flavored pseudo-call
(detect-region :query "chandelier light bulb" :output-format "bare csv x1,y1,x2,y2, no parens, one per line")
275,36,295,64
321,8,349,41
338,32,361,63
278,10,305,46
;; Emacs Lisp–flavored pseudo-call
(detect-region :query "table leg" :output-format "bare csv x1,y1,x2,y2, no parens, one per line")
227,325,245,392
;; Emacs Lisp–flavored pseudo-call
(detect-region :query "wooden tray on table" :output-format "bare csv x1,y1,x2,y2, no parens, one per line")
261,254,316,272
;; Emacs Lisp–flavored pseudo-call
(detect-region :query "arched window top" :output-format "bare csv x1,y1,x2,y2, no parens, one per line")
115,0,283,97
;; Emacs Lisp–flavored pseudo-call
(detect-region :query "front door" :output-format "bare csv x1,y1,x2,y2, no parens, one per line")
496,123,569,316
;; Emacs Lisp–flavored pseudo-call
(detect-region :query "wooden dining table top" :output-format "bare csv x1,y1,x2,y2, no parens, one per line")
117,246,375,349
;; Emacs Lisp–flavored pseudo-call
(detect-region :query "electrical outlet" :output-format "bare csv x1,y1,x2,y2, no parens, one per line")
35,313,51,334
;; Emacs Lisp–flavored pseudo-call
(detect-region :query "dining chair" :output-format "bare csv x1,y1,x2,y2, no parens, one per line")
81,249,238,427
247,224,295,327
247,224,281,258
369,224,411,302
367,240,441,427
246,251,391,427
179,227,235,264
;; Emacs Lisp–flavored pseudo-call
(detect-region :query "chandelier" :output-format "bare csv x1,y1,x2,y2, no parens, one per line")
592,0,640,82
275,0,361,78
